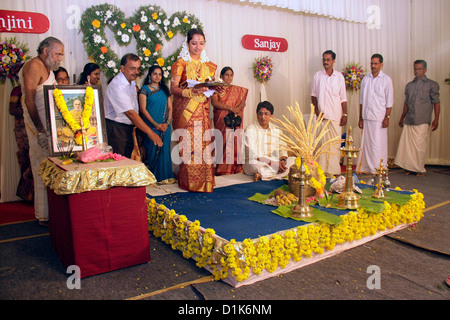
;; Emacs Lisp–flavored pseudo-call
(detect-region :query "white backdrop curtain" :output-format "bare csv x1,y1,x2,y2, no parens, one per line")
239,0,372,23
1,0,449,202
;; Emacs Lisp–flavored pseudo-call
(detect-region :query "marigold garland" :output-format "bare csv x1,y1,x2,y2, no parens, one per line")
295,157,327,198
53,86,95,145
147,189,425,283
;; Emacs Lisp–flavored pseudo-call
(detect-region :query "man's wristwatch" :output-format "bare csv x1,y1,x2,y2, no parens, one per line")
385,115,390,119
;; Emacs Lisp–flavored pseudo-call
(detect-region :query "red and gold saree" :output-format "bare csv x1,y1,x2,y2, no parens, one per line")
213,85,248,175
171,58,217,192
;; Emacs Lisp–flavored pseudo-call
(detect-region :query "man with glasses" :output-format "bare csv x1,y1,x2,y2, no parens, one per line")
243,101,293,181
104,53,162,158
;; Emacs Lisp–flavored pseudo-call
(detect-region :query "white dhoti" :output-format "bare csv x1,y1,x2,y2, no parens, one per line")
20,69,55,222
394,124,429,173
243,157,295,181
317,119,342,177
356,120,388,174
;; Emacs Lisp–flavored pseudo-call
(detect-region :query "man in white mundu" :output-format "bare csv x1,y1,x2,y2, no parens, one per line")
243,101,294,181
395,60,440,176
20,37,64,225
357,54,394,174
311,50,348,177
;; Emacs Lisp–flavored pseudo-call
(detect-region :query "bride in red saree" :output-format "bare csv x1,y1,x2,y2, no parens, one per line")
212,67,248,175
170,28,219,192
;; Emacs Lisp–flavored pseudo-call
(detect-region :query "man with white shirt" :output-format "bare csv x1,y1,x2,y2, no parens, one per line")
357,53,394,174
104,53,162,158
243,101,293,181
311,50,347,177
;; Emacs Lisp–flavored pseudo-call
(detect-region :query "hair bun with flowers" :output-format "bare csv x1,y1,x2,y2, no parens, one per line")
178,36,209,63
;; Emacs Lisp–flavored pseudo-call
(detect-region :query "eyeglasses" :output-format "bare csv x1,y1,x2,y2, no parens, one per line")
127,66,142,72
56,76,70,82
257,112,271,116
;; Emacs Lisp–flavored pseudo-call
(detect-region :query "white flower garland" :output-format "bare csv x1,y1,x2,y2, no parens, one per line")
79,3,204,79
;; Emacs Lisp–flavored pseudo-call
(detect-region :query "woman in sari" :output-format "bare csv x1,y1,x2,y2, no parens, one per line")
139,65,175,183
212,67,248,175
170,28,218,192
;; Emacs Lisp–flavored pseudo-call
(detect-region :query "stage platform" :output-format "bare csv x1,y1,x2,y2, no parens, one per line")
146,174,425,287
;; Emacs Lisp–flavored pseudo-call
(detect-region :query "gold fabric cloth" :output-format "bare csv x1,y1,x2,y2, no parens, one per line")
39,157,156,195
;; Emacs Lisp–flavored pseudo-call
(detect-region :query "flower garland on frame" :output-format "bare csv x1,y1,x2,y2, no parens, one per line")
53,86,95,145
0,37,31,86
147,189,425,283
252,56,273,85
342,62,366,92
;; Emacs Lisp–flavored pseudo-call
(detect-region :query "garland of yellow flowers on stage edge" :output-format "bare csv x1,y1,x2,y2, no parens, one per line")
53,86,95,145
147,189,425,283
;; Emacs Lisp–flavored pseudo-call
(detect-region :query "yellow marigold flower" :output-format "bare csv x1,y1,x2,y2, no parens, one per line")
152,12,158,20
295,157,301,168
156,58,165,66
120,22,126,28
144,49,151,57
92,20,101,28
182,17,189,23
167,31,174,38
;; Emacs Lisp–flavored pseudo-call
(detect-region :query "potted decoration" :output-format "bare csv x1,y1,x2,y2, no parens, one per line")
272,102,343,200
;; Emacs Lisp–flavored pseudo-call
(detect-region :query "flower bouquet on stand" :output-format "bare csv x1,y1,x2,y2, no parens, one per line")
272,101,343,201
0,37,31,86
342,62,366,92
252,56,273,85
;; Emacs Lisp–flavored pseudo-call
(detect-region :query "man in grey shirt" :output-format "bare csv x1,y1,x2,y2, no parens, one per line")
395,60,440,176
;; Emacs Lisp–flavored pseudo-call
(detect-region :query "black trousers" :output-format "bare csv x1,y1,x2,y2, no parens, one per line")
105,118,134,158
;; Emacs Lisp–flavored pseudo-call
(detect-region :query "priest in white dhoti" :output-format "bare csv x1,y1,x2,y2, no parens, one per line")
311,50,348,177
395,60,440,175
20,37,65,226
357,54,394,174
243,101,295,181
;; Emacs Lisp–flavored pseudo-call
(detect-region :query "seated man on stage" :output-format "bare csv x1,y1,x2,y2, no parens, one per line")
243,101,294,181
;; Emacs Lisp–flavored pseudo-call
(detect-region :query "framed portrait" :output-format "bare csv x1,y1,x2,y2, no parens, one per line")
44,85,107,157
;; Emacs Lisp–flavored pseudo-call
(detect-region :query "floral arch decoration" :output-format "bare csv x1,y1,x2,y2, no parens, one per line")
80,4,203,79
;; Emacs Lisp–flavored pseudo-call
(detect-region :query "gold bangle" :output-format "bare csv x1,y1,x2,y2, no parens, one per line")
182,89,194,98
